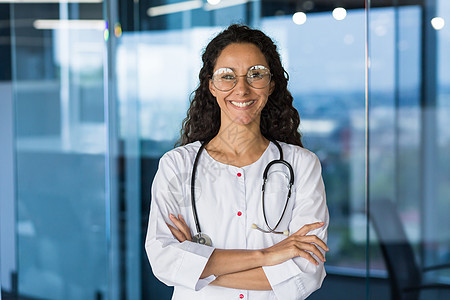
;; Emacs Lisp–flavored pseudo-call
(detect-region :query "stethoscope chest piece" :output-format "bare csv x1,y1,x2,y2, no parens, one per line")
192,232,212,246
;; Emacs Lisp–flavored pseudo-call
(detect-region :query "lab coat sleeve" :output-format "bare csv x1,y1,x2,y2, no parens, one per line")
145,153,216,291
262,150,329,300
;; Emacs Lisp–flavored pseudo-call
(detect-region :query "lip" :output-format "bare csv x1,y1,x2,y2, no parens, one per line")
228,100,257,110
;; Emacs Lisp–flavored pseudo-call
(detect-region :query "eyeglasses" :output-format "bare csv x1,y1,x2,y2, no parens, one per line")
211,65,272,92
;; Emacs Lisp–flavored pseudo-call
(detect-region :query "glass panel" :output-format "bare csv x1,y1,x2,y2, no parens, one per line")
260,8,368,277
368,2,422,270
369,0,450,299
433,0,450,282
10,2,110,299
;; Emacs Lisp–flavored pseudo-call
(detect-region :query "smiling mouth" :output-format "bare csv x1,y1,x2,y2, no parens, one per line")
229,100,255,108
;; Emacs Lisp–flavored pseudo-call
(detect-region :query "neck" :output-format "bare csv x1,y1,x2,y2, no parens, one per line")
208,117,268,156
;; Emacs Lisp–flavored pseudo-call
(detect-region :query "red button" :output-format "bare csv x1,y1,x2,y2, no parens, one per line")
237,172,242,177
239,294,244,299
237,211,242,216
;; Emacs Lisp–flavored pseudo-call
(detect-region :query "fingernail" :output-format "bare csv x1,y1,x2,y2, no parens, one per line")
169,214,174,218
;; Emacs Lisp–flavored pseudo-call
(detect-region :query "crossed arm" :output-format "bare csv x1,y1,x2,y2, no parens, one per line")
167,213,329,290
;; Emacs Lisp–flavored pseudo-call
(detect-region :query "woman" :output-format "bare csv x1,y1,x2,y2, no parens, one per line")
145,24,329,300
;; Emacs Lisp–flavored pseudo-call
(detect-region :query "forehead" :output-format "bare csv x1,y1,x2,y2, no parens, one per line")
214,43,268,71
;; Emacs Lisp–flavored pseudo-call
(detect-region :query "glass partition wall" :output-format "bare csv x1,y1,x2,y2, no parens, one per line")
5,1,120,299
368,0,450,299
1,0,449,299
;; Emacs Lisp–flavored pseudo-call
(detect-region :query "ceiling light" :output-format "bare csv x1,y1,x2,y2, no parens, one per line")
431,17,445,30
204,0,249,11
206,0,221,5
332,7,347,21
0,0,102,3
292,12,307,25
147,0,203,17
33,19,105,30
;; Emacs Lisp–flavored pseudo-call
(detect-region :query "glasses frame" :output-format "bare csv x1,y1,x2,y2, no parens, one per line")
211,65,272,92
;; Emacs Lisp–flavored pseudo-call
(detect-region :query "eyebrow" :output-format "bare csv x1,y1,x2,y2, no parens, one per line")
214,65,268,72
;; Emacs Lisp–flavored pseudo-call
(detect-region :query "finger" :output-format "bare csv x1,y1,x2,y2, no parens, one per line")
167,223,186,241
299,242,326,262
178,214,191,236
169,214,192,241
295,222,325,236
295,247,320,265
178,214,192,240
171,214,191,240
287,235,326,262
166,223,187,242
169,213,184,230
300,235,330,252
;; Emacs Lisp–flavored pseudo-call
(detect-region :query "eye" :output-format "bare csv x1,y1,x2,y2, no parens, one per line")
221,74,236,80
248,71,264,79
213,68,236,81
248,65,269,80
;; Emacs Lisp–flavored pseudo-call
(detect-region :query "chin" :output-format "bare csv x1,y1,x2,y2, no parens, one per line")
231,114,259,125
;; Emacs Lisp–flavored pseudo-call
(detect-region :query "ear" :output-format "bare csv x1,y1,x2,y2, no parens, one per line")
269,81,275,95
209,79,217,97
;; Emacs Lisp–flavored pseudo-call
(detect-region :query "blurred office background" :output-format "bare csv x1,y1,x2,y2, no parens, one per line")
0,0,449,299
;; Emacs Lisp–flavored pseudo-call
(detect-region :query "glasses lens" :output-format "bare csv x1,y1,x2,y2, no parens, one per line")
247,65,271,89
212,68,236,91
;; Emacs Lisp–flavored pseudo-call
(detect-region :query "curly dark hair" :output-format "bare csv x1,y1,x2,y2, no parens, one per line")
176,24,303,147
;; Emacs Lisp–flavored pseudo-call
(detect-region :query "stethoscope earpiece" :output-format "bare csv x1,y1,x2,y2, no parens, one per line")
251,223,290,236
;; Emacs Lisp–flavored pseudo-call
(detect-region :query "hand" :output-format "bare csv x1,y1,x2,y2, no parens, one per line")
261,222,329,266
167,214,192,242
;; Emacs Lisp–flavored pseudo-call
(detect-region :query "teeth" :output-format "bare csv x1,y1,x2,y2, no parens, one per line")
230,100,255,108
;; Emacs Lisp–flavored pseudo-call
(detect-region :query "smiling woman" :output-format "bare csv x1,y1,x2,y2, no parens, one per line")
145,24,329,300
177,24,303,148
209,43,274,126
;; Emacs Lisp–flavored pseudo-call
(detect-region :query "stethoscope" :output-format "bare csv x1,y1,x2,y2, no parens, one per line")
190,139,294,246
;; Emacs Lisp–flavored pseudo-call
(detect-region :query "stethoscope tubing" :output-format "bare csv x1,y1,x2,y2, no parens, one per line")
262,159,294,234
191,140,208,234
190,139,294,244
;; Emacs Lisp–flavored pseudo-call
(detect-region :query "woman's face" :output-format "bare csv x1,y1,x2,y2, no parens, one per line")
209,43,274,126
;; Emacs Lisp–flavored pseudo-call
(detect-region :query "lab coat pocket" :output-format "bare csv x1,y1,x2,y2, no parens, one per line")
262,170,294,232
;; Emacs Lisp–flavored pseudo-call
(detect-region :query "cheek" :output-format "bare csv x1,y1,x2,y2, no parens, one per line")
269,82,275,95
260,90,271,105
215,93,230,110
218,91,234,102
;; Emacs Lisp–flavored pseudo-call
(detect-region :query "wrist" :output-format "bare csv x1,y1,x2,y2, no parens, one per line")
254,249,266,267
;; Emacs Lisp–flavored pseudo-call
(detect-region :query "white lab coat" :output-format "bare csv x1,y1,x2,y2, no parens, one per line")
145,141,329,300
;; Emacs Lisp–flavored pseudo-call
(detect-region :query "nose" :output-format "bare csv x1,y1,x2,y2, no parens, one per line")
233,75,251,95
